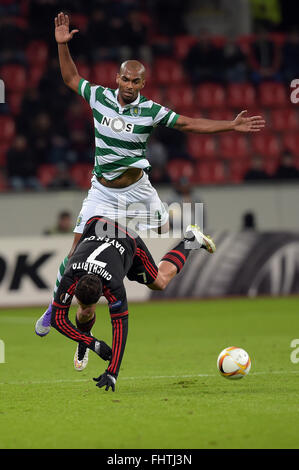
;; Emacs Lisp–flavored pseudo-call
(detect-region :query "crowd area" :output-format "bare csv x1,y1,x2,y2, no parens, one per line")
1,0,299,192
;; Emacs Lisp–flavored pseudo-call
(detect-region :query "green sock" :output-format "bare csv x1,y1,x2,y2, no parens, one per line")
53,256,69,298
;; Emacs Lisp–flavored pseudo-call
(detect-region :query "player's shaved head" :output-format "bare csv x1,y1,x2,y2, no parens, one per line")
116,60,146,105
119,60,146,79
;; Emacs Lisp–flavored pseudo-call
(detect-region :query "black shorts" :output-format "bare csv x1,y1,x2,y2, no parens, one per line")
127,235,159,285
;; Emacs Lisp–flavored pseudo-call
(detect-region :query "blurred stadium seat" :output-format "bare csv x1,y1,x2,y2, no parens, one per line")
219,134,249,159
208,109,235,121
164,85,194,113
28,64,46,88
143,86,164,103
251,132,281,158
0,65,27,92
37,164,58,188
26,41,48,66
174,35,198,59
187,134,217,159
282,133,299,156
270,108,298,132
76,62,90,81
195,83,226,109
194,160,229,184
258,82,288,107
7,91,24,115
230,160,249,183
70,163,93,189
167,159,194,182
91,62,118,88
0,116,16,144
263,156,279,175
69,14,88,32
153,58,185,85
227,83,256,108
0,143,10,166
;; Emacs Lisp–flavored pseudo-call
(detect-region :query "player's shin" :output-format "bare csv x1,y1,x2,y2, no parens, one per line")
160,240,191,274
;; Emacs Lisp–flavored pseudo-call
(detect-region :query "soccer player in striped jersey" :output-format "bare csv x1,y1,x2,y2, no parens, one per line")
35,12,265,337
50,215,215,391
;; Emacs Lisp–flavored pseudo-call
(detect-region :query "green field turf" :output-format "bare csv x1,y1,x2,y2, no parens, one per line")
0,296,299,449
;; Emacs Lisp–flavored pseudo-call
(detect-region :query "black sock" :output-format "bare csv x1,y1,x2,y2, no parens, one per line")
161,240,191,273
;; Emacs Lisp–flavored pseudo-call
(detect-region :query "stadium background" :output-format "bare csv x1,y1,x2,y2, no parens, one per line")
1,0,299,452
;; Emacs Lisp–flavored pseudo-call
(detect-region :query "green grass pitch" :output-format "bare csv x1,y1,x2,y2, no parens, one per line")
0,296,299,449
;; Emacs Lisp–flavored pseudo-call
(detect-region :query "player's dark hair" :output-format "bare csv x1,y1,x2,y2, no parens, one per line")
75,274,103,306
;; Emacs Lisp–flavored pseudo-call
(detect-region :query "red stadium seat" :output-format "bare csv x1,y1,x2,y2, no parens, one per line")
208,109,235,121
251,132,281,158
70,164,93,189
28,64,46,88
263,157,279,175
76,62,90,81
0,143,10,166
164,85,194,114
195,83,226,109
282,132,299,156
7,91,23,115
174,35,198,59
153,59,185,85
235,34,255,54
194,160,230,184
230,160,249,183
270,108,298,132
91,62,118,88
37,164,58,187
193,161,212,184
166,159,194,182
258,82,288,107
219,134,249,159
142,86,164,103
227,83,257,108
0,65,27,92
69,14,88,33
26,41,48,65
187,134,217,159
0,171,8,192
0,116,16,144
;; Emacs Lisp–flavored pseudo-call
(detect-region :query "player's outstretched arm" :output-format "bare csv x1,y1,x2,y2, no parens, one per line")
173,110,265,134
55,12,81,93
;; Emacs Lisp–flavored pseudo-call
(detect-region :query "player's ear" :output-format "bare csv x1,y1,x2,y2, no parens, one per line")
141,79,145,90
116,73,120,87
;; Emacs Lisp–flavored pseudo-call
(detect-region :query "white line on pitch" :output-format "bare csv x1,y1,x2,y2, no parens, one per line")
1,370,299,386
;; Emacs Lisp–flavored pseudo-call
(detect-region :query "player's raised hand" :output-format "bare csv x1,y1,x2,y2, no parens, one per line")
233,110,265,133
55,12,79,44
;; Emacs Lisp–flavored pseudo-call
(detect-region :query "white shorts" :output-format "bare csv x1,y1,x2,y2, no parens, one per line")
74,173,169,233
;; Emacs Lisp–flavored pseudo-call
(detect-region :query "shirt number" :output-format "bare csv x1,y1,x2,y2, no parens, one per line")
86,243,111,268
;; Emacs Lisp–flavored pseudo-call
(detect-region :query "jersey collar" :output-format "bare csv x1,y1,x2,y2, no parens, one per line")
115,88,141,110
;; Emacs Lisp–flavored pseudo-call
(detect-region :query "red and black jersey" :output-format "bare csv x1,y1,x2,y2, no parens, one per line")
51,216,159,377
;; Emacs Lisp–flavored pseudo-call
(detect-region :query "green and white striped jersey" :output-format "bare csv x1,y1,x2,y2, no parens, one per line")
78,78,180,180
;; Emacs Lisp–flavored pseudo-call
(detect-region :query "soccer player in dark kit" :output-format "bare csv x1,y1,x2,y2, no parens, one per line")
50,216,216,392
